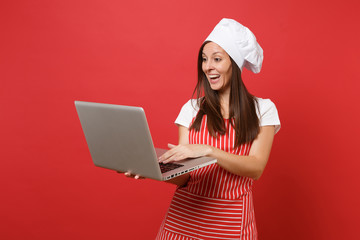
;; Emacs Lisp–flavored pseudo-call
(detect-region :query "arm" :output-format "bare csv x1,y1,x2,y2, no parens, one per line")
164,126,191,186
159,126,276,180
209,126,275,180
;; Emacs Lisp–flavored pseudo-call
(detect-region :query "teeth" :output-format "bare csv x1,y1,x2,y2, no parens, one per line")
209,75,220,79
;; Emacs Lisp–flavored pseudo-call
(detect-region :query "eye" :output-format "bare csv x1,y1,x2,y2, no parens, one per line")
214,57,221,62
202,57,207,62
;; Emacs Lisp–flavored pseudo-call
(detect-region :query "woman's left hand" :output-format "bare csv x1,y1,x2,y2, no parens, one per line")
158,143,212,164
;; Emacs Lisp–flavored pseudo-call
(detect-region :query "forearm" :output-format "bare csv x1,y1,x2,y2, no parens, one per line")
160,143,268,180
208,146,265,180
209,126,275,180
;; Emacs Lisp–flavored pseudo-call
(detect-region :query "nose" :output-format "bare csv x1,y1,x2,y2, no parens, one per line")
203,59,214,72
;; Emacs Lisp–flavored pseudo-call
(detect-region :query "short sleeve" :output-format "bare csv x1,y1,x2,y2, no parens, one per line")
174,99,200,128
257,98,281,134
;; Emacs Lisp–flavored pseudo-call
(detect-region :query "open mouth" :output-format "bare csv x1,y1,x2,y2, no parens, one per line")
208,74,220,82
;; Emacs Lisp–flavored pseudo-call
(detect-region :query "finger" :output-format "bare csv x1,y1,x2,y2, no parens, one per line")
134,175,145,179
160,145,188,162
159,149,176,162
168,143,177,149
124,172,135,178
163,153,185,163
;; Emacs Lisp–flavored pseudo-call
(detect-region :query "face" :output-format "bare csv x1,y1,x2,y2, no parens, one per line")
202,42,232,93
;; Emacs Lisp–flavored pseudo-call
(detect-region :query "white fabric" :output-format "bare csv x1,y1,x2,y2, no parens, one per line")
205,18,264,74
174,99,199,129
175,98,281,134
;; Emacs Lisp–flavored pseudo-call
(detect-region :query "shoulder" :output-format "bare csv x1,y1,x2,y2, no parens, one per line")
174,99,200,128
182,99,200,111
255,97,281,134
256,97,276,112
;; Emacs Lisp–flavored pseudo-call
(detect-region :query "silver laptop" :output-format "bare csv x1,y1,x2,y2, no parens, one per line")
75,101,217,181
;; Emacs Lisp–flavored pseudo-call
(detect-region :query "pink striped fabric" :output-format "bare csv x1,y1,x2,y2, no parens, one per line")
157,116,257,240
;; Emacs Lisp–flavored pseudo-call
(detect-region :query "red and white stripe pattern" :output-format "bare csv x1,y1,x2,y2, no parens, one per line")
157,116,257,240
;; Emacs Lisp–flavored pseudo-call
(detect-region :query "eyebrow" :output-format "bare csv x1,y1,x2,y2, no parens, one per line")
202,52,223,56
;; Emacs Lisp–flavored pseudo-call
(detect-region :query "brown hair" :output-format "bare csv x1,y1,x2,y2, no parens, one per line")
190,42,260,147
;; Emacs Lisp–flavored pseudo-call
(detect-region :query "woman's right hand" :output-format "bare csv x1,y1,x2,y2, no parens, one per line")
117,171,145,180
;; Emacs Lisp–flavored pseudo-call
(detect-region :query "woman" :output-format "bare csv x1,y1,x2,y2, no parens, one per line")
128,18,280,239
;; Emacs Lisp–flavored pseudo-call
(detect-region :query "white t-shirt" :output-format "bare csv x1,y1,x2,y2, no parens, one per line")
175,98,281,134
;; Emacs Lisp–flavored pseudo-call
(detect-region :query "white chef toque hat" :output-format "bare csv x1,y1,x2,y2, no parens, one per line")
205,18,264,74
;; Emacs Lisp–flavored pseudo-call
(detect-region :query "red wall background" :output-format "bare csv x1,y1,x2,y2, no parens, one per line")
1,0,359,239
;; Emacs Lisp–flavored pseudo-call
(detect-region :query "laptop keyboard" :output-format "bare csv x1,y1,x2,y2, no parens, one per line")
159,162,184,173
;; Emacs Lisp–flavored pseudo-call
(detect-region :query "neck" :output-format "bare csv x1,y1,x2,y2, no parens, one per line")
218,87,230,106
218,90,230,119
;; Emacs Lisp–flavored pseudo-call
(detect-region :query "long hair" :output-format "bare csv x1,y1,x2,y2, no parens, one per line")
189,42,260,147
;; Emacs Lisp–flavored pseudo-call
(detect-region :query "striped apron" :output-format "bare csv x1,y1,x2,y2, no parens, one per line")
156,116,257,240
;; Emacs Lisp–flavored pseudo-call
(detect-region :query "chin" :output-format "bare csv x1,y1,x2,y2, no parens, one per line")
209,84,222,91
